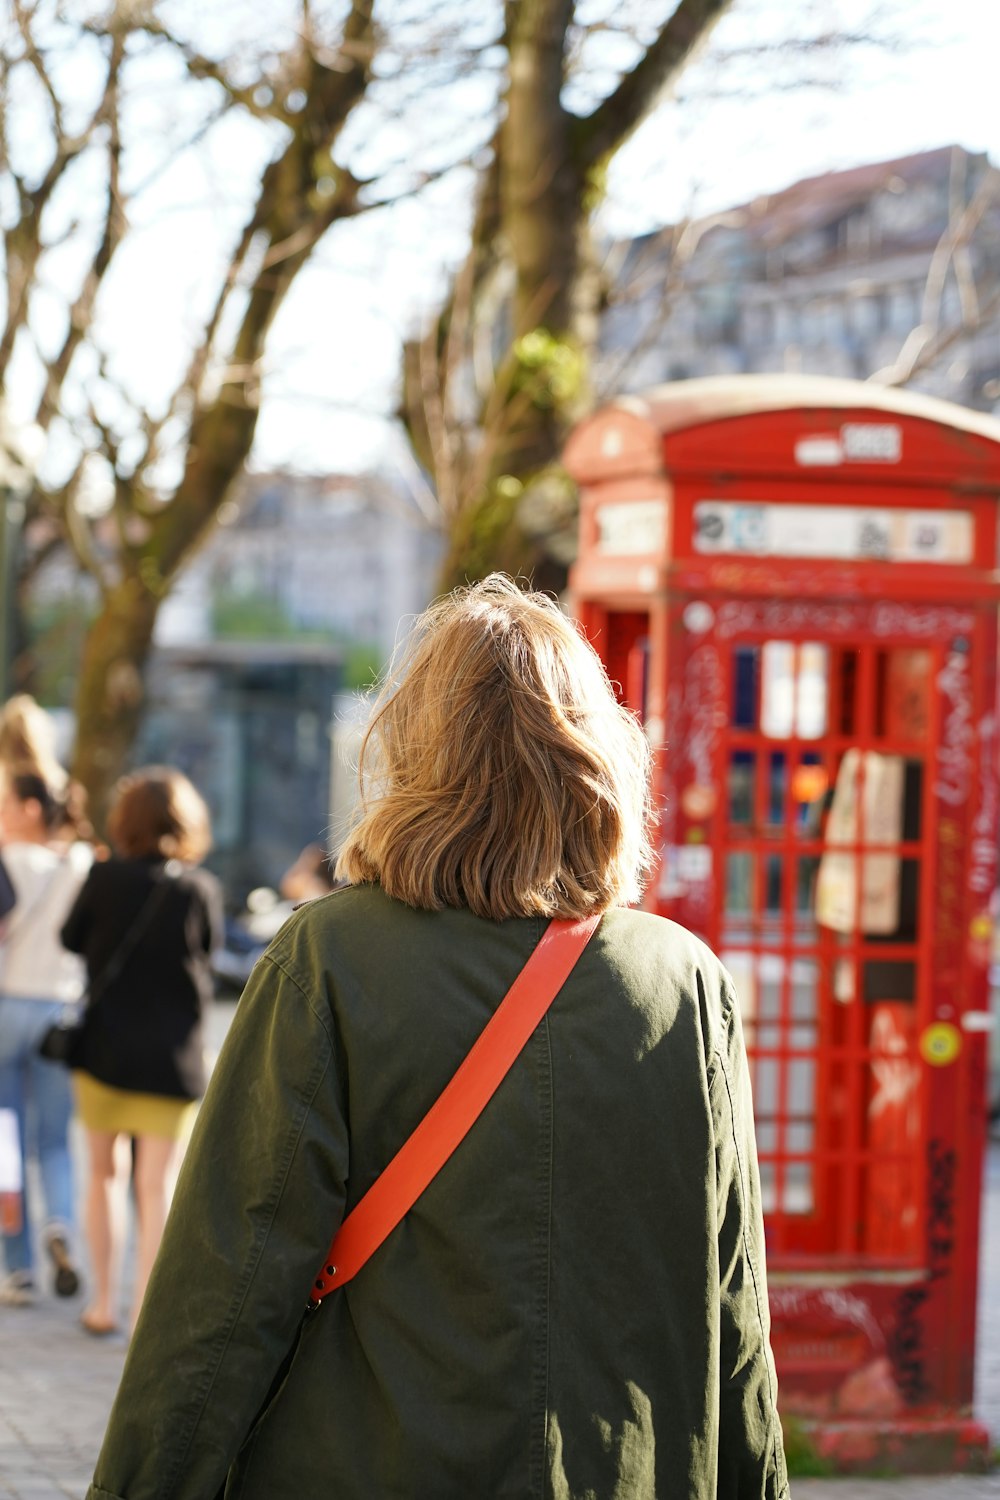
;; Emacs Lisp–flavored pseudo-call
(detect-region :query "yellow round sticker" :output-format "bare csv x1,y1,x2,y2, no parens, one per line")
920,1022,962,1068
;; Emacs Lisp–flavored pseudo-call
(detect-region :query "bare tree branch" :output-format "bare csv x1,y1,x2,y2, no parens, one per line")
573,0,735,169
874,159,1000,386
144,0,378,585
12,0,65,136
57,462,113,594
0,17,126,386
34,28,127,429
873,287,1000,390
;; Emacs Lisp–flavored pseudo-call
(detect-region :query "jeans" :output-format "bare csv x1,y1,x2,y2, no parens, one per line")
0,996,76,1276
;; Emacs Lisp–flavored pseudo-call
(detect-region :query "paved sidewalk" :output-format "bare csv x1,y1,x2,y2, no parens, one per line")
0,1002,240,1500
1,1001,998,1497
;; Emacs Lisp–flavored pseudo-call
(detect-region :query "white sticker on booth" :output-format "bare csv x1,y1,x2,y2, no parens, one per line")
596,499,667,555
840,423,902,462
795,435,843,466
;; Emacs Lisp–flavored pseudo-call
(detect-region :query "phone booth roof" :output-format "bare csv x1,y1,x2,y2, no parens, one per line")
564,373,1000,483
566,375,1000,604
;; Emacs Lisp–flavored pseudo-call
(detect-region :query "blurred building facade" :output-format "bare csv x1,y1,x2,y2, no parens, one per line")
144,468,442,900
156,469,443,662
599,145,1000,411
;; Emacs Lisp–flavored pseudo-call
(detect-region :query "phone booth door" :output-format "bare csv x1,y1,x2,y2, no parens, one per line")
713,629,933,1265
661,594,993,1442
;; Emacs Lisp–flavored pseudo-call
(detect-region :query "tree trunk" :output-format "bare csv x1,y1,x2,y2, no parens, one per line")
70,576,160,830
417,0,737,593
427,0,593,592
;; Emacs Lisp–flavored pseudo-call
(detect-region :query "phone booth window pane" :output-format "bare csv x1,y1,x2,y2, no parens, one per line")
755,1056,778,1111
759,1162,776,1211
732,648,759,728
721,951,756,1025
797,643,829,738
761,641,828,739
863,959,917,1004
876,648,932,742
836,648,858,736
833,958,856,1003
788,1058,816,1126
767,752,787,827
758,955,783,1018
726,852,752,914
785,1163,814,1213
791,959,819,1019
793,755,828,836
728,751,755,824
901,764,923,841
795,858,821,944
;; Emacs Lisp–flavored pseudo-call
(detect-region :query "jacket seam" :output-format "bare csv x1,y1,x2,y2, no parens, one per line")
261,948,337,1044
714,1002,783,1490
157,958,333,1498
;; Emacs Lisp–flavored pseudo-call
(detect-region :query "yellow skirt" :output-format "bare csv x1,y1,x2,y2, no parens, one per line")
73,1072,197,1142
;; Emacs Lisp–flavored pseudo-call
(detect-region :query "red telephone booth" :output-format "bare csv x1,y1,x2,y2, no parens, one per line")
565,375,1000,1473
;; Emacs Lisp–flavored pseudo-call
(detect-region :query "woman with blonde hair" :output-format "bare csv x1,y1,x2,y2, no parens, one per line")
0,694,66,791
61,767,223,1337
86,577,787,1499
0,767,91,1305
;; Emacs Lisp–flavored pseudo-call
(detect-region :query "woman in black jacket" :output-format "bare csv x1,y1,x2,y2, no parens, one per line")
61,768,223,1336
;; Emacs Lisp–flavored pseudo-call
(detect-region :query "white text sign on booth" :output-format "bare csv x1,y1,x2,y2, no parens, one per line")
693,502,973,564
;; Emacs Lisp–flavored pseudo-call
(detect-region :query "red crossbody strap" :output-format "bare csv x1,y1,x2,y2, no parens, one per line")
309,912,601,1303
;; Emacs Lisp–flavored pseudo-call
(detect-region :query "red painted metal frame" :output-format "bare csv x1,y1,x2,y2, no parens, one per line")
566,380,1000,1472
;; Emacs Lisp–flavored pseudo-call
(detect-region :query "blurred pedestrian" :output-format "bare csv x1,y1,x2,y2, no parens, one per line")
0,692,101,855
278,841,336,904
0,767,92,1305
86,577,787,1499
61,767,223,1337
0,693,67,793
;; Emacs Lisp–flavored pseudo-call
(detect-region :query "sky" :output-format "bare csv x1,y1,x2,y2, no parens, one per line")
605,0,1000,235
257,0,1000,474
8,0,1000,490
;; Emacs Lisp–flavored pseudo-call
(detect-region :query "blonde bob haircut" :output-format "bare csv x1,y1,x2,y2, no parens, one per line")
335,575,653,921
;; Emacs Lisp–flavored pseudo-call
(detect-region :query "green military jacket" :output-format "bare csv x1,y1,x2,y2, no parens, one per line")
88,884,789,1499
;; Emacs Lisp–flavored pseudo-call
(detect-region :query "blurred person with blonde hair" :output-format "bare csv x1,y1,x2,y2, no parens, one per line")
86,577,786,1499
61,767,223,1337
0,693,67,791
0,692,98,852
0,767,91,1306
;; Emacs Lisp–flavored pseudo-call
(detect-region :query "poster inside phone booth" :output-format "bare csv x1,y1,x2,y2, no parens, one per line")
566,375,1000,1473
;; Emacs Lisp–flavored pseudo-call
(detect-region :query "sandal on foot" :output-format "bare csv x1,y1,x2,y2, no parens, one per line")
80,1313,120,1337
